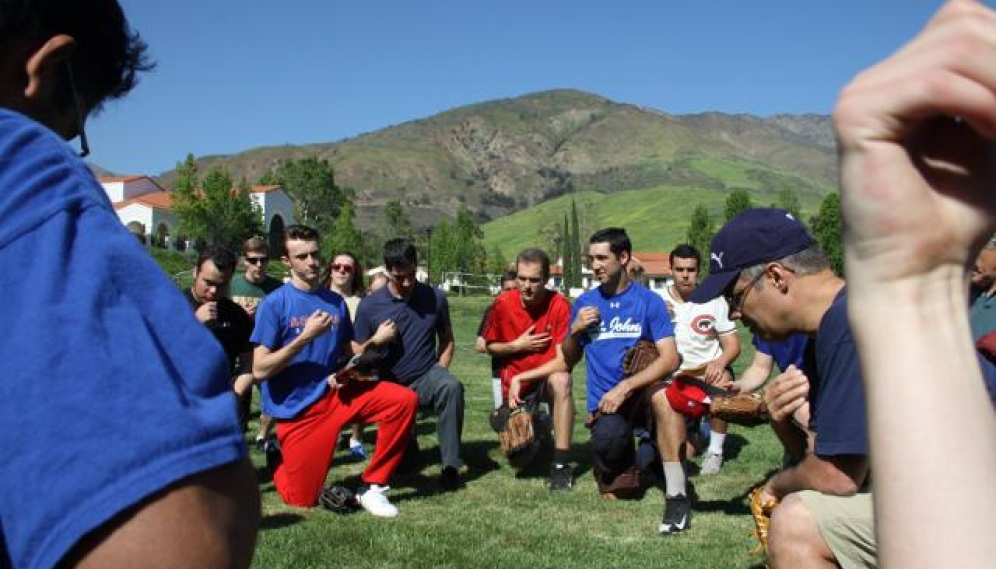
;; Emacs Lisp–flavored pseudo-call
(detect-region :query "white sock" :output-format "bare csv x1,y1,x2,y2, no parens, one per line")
663,462,686,497
492,377,503,408
707,431,726,456
349,437,363,448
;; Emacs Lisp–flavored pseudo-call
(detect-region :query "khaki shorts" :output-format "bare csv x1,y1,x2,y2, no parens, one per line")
797,489,877,569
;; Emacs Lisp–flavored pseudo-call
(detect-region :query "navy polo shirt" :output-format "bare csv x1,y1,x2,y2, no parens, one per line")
354,283,452,383
805,288,869,457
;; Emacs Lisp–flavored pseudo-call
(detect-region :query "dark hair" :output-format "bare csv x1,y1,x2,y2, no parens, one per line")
589,227,631,258
0,0,155,113
195,246,237,275
324,251,365,296
242,236,268,255
383,238,417,271
516,247,551,279
280,225,320,257
669,244,701,269
501,269,518,284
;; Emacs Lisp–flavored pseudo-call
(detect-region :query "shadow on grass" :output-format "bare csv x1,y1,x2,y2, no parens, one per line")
260,512,305,531
331,440,503,503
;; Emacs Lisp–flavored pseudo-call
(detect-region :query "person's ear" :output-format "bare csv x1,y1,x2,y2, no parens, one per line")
768,263,790,293
23,34,75,105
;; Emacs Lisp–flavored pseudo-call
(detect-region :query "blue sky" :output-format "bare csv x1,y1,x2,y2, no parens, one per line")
89,0,974,176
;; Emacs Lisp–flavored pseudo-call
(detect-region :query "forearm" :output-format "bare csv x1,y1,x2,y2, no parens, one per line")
715,333,740,368
561,333,583,370
252,337,309,380
437,333,455,368
515,353,568,384
767,454,863,500
848,274,996,560
738,364,771,393
484,340,524,358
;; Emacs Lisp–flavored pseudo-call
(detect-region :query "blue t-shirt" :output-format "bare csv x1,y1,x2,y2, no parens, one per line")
753,333,809,372
571,282,674,412
805,289,869,457
0,109,245,569
251,285,353,419
353,283,451,383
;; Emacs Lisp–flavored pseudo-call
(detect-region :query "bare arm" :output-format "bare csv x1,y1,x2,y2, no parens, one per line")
765,453,869,501
437,327,455,369
834,2,996,567
507,345,570,407
735,350,774,393
64,457,260,569
350,320,397,355
703,331,741,385
485,325,551,357
562,305,600,370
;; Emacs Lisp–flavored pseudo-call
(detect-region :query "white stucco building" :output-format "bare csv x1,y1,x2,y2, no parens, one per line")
100,176,295,250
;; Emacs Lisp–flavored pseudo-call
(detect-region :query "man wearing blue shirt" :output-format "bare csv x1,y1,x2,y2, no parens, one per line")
0,2,259,567
561,228,681,532
251,226,417,517
353,238,466,490
690,209,873,569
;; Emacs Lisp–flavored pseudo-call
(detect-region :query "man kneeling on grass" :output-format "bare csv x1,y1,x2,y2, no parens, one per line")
251,225,417,517
482,248,576,489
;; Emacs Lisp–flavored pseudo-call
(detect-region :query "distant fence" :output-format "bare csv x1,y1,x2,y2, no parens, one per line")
440,271,503,296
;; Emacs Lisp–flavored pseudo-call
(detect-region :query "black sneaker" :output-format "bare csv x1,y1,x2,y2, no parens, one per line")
659,494,691,534
440,465,463,491
549,464,574,491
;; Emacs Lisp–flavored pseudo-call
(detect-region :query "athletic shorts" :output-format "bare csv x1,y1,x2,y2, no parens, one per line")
797,489,877,569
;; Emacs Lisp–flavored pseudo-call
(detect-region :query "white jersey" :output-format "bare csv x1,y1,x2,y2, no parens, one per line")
659,285,737,371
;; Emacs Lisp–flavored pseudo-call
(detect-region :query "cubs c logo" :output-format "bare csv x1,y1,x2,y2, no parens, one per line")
690,314,716,337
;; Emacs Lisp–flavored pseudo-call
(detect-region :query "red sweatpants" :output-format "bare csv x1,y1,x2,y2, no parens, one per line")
273,380,418,507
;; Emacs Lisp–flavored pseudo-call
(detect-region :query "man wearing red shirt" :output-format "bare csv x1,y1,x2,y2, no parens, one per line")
483,248,575,490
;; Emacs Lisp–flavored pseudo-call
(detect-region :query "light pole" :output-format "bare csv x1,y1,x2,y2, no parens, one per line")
425,226,433,285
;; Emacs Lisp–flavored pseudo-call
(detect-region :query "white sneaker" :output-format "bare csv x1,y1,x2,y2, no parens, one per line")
358,485,398,518
700,451,723,475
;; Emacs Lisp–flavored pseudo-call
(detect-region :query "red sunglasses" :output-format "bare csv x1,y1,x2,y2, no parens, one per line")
331,263,354,274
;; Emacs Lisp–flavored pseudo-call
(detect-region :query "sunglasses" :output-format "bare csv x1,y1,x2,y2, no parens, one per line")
245,256,269,266
332,263,355,273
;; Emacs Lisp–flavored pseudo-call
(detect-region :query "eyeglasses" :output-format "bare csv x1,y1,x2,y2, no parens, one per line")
724,271,766,313
65,61,90,158
245,256,269,266
332,263,354,274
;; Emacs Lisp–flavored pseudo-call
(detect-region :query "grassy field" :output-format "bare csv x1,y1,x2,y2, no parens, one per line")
246,295,776,569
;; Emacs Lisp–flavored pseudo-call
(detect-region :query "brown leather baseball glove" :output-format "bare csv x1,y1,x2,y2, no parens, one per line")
710,392,770,427
622,340,659,377
499,408,537,468
749,486,779,554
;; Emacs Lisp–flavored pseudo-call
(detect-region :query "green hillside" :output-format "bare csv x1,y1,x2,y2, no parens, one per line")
483,163,829,255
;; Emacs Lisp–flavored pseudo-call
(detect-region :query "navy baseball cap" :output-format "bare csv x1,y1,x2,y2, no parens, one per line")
689,208,815,304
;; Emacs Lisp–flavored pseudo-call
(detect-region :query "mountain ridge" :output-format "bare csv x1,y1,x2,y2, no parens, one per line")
92,89,837,231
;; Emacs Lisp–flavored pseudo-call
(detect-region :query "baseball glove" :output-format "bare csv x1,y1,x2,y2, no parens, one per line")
622,340,659,377
319,484,358,514
710,392,770,427
748,486,779,554
499,407,536,456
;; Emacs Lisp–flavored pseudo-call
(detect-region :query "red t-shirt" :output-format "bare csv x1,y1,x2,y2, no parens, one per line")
482,289,571,400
